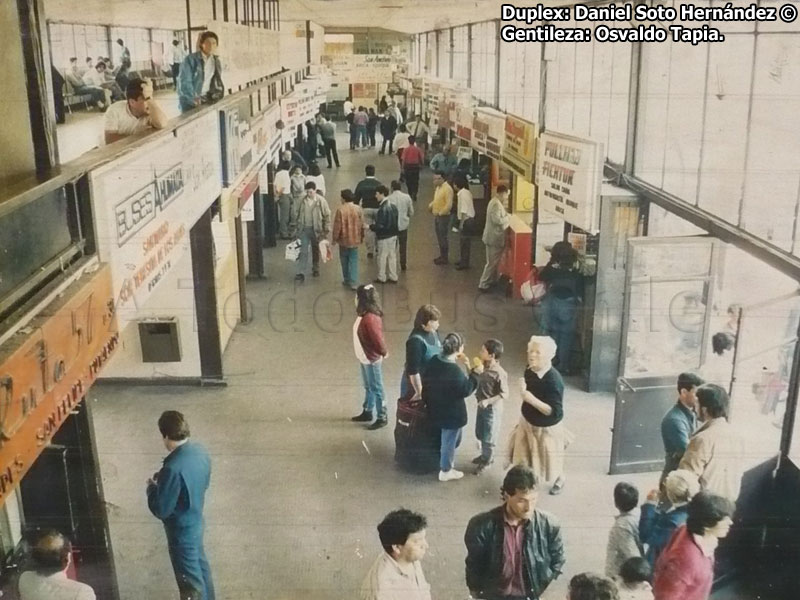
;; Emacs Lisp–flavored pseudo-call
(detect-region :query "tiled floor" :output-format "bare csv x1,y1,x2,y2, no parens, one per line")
90,131,666,599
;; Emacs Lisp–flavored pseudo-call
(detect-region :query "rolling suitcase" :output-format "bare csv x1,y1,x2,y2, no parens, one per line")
394,397,440,474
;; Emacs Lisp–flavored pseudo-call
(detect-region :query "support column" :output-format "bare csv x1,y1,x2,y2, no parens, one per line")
2,0,56,188
189,208,224,382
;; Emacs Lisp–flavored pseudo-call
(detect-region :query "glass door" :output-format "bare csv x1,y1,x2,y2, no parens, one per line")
609,236,720,474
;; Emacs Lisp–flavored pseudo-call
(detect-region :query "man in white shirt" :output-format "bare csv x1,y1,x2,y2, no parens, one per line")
169,40,187,89
274,161,293,239
19,531,95,600
387,180,414,271
103,78,168,145
360,509,431,600
454,177,476,270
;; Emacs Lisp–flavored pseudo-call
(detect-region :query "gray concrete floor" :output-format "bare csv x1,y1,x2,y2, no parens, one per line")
91,131,657,600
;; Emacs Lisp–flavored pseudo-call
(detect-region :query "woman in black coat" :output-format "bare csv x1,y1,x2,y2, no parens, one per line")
423,332,477,482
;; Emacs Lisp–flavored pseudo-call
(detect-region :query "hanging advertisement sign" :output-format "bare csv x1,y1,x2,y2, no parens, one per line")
412,77,423,99
320,54,399,84
280,91,301,130
536,131,604,233
456,105,474,142
472,107,505,160
0,265,118,505
89,112,223,316
502,115,538,181
262,103,282,161
423,80,441,127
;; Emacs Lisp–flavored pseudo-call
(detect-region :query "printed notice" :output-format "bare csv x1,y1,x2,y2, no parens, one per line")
500,2,798,44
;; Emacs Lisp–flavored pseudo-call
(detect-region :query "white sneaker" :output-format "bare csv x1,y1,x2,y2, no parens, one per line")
438,469,464,482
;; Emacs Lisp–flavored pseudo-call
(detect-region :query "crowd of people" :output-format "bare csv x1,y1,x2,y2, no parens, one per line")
28,72,751,600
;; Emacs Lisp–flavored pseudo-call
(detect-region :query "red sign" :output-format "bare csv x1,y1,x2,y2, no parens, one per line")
0,265,119,505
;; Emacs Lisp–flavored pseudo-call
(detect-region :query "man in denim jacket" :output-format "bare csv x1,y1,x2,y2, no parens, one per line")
178,31,224,113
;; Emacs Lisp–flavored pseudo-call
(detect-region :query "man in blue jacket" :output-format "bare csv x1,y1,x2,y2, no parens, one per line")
177,31,224,113
147,411,214,600
659,372,704,487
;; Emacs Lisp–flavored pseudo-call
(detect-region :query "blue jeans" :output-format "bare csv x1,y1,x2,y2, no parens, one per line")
475,406,502,461
166,530,215,600
360,361,386,420
296,227,319,276
357,125,368,147
543,295,579,374
440,427,463,471
434,215,450,260
339,246,359,286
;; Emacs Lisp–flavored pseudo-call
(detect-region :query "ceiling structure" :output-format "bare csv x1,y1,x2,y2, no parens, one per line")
43,0,578,34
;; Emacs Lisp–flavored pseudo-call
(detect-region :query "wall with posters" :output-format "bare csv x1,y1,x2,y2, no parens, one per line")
205,20,281,90
502,115,537,181
536,131,604,233
321,54,400,85
472,107,505,160
88,112,223,378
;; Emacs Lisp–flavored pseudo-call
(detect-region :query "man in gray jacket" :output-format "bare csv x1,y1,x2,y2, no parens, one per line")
465,465,564,600
291,181,331,282
478,185,511,292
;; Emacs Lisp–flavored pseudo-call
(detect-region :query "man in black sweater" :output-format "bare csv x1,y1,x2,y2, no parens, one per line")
371,185,400,283
465,465,565,600
354,165,383,259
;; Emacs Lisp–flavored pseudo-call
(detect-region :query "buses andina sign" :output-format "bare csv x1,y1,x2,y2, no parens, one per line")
0,265,118,504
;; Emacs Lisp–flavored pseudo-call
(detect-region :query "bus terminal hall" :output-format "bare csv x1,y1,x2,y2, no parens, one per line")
1,1,800,599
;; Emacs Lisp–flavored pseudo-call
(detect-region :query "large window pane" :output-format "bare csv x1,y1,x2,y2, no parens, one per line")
662,43,707,203
608,42,631,164
635,42,670,187
697,36,754,224
590,37,613,149
522,41,541,124
573,40,593,137
555,42,576,132
741,34,800,251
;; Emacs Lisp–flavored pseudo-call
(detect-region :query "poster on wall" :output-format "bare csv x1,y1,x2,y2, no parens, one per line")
502,115,537,181
89,112,223,318
219,97,255,187
320,54,400,84
472,107,505,160
536,131,604,233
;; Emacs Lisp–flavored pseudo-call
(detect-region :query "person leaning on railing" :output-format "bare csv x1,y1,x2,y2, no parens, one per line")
103,78,168,145
177,31,224,113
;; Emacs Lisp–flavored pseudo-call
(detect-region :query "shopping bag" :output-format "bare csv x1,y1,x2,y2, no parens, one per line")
319,239,332,263
284,239,301,261
520,266,547,305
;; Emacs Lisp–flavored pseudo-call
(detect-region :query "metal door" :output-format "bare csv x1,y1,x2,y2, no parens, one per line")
609,236,720,474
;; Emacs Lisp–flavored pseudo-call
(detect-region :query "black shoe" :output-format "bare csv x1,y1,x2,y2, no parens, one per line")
367,418,388,430
455,264,469,271
367,253,374,259
312,270,320,277
471,455,486,465
433,257,447,265
294,274,305,282
351,411,373,423
475,460,493,475
327,165,332,169
401,265,407,271
374,278,386,284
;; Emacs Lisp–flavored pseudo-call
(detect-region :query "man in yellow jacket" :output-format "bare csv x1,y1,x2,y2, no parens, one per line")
428,171,454,265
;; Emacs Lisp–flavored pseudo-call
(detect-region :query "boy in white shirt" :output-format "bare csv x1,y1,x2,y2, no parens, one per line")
454,177,475,270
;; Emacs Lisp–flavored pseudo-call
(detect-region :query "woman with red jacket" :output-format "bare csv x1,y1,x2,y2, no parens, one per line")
351,285,389,430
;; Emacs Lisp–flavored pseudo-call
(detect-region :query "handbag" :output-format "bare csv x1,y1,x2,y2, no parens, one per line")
318,239,332,263
520,266,547,305
284,239,301,261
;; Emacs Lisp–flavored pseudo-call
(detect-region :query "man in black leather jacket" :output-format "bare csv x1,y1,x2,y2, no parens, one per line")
465,466,565,600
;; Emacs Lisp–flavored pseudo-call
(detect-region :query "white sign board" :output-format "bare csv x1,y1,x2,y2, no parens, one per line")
89,112,222,319
321,54,399,84
206,21,281,90
536,131,604,233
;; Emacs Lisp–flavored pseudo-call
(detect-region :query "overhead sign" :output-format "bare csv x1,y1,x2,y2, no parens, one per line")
502,115,538,181
0,265,118,505
536,131,604,233
472,107,506,160
320,54,399,84
456,105,474,142
89,111,223,316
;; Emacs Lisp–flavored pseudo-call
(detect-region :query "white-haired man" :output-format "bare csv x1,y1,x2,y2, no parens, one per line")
507,336,574,495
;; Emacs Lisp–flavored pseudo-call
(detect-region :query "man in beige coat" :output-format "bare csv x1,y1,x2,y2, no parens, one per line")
679,383,745,504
